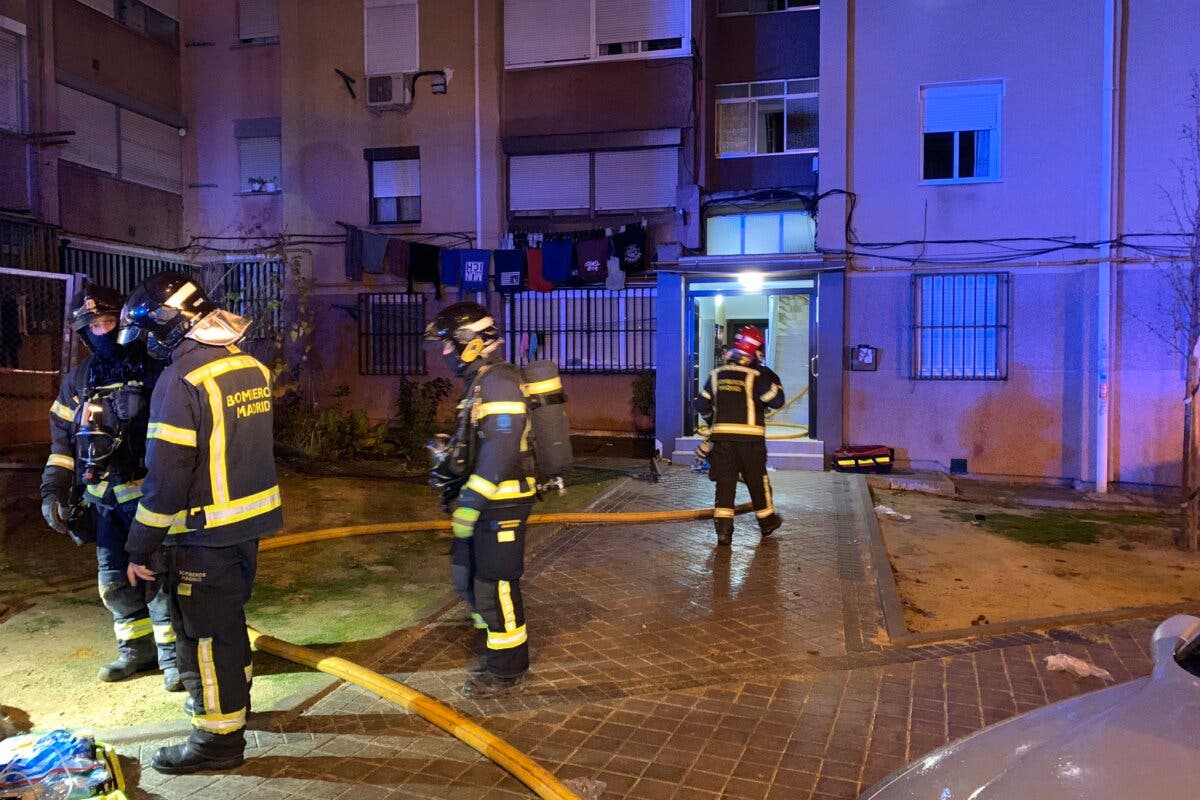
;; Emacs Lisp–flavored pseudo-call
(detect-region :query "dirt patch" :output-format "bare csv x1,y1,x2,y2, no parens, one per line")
875,488,1200,633
0,465,624,733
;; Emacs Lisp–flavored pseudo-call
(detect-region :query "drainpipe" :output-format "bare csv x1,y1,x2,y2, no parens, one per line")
1095,0,1118,492
473,0,483,248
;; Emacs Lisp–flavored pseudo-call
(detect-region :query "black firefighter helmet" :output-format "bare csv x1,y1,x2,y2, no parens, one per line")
424,301,500,373
69,283,123,333
117,271,215,357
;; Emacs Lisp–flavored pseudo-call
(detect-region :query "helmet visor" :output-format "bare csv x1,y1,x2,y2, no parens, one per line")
116,323,143,346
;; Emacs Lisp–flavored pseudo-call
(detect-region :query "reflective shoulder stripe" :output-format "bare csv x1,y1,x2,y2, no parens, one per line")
760,385,780,403
486,625,528,650
50,400,76,422
148,422,198,447
46,454,75,471
477,401,527,418
135,503,181,528
184,354,270,387
465,475,536,501
522,377,562,395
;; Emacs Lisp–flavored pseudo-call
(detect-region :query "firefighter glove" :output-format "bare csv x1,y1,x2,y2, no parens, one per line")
41,494,70,536
109,386,145,422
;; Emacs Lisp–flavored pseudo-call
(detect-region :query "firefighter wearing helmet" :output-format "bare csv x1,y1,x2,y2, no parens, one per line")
424,301,534,699
40,283,179,690
694,325,786,545
118,270,281,775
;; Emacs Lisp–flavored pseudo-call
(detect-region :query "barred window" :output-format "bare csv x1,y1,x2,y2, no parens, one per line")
218,259,284,341
912,272,1008,380
504,287,655,374
359,292,425,375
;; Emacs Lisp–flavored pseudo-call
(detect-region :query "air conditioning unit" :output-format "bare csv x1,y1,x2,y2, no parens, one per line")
366,74,412,110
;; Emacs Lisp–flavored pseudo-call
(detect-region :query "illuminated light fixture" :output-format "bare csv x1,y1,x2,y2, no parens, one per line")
738,272,764,292
714,294,724,306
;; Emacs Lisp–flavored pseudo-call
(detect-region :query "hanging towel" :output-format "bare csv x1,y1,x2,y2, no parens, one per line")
440,248,461,286
493,249,526,295
541,240,574,282
362,231,389,274
613,225,648,273
408,242,442,298
526,248,554,293
528,331,540,362
343,225,363,280
386,237,410,279
459,249,490,294
575,237,609,283
605,256,626,290
518,332,529,360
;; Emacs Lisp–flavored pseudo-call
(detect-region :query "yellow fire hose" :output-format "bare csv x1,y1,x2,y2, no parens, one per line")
250,501,758,798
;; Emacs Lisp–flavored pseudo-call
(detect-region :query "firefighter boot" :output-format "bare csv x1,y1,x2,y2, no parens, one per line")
759,513,783,538
150,734,245,775
715,518,734,547
98,639,158,683
163,666,184,693
460,671,525,699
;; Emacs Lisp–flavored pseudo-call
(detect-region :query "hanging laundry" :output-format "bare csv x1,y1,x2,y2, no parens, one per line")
528,331,540,362
440,248,461,286
343,224,364,280
575,237,609,283
459,249,490,294
526,248,554,293
386,237,410,279
361,231,389,274
605,256,626,290
541,240,574,282
493,249,526,295
613,224,648,274
408,242,442,298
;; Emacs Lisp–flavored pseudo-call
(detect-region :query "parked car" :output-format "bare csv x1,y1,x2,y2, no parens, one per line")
860,614,1200,799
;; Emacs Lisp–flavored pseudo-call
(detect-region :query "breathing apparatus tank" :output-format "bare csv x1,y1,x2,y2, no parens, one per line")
520,360,573,492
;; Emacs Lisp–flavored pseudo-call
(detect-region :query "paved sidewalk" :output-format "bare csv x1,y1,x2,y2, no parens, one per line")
125,469,1160,799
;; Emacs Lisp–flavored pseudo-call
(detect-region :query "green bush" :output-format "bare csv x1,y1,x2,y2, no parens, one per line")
389,375,454,466
274,384,392,461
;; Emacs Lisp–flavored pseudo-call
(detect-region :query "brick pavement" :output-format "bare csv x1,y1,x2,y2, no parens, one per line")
126,470,1162,799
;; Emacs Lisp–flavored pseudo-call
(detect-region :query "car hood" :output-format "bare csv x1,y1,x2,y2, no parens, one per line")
862,616,1200,800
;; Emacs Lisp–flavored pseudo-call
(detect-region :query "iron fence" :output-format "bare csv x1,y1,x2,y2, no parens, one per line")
0,215,58,272
503,286,656,374
211,259,285,341
61,244,192,296
358,292,426,376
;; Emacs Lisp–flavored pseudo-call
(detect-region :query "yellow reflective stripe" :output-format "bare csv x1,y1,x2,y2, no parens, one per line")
498,580,517,632
714,508,735,519
50,400,76,421
153,623,176,644
113,480,144,503
135,503,180,528
46,454,75,471
487,625,527,650
477,401,527,418
245,663,254,682
203,485,281,527
192,707,247,734
699,389,711,399
453,507,481,523
465,475,536,501
711,423,765,436
522,377,562,394
198,637,221,714
471,612,488,630
183,354,269,387
147,422,198,447
452,523,474,538
86,481,110,498
200,379,230,505
756,506,776,518
114,617,153,641
760,385,780,403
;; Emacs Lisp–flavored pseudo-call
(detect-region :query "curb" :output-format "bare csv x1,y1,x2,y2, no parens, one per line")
853,475,909,644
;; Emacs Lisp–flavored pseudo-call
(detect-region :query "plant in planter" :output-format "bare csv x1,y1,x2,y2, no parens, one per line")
248,177,265,192
264,176,278,192
630,369,655,433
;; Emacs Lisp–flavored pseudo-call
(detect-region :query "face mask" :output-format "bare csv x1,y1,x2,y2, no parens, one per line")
443,349,464,376
86,329,120,360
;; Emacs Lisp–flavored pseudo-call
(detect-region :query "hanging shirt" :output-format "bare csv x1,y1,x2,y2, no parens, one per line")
362,232,389,274
526,248,554,293
440,248,461,286
541,240,574,282
613,225,648,274
343,225,363,280
408,243,442,298
386,238,410,279
493,250,526,295
605,257,626,290
575,238,609,284
459,249,490,293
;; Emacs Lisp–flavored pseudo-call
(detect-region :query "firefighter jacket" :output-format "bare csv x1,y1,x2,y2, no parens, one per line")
126,339,282,558
450,356,536,538
41,350,157,508
694,360,786,440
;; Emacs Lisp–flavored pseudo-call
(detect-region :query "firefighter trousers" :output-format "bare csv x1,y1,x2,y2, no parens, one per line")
95,502,176,668
709,439,778,529
166,540,258,751
451,504,531,679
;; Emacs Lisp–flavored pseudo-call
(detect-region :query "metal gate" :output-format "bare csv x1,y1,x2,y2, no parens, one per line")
0,268,77,452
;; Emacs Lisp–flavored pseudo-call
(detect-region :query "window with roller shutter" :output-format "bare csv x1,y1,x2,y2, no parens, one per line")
509,149,679,214
508,153,591,213
58,84,119,175
0,28,22,134
920,81,1003,183
236,118,281,193
119,108,183,193
364,0,418,76
239,0,279,43
366,147,420,224
503,0,689,69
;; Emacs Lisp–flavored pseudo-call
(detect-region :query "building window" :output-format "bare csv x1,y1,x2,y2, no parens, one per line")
706,211,815,255
504,287,656,374
717,79,818,158
508,148,679,215
504,0,689,69
921,82,1002,183
0,27,23,134
364,0,418,75
717,0,817,13
116,0,179,48
238,0,279,43
216,259,284,340
358,292,426,376
912,272,1008,380
235,118,282,193
365,147,420,224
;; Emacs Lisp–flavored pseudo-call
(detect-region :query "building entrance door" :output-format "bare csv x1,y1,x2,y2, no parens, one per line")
684,276,816,438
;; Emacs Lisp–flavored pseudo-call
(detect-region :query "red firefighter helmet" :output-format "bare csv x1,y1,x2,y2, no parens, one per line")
728,325,766,362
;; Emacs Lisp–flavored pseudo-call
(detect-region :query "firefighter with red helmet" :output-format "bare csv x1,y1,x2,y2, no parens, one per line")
40,283,180,691
694,325,786,546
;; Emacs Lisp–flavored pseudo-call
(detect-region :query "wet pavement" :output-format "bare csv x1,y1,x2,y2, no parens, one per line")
121,468,1160,799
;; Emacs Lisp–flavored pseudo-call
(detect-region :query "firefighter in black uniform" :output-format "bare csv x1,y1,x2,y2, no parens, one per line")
425,301,535,699
695,325,786,546
118,271,282,775
40,284,179,689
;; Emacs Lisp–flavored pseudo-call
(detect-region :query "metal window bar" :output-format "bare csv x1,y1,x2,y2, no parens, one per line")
61,245,192,296
217,260,284,340
503,287,656,374
912,272,1008,380
0,215,59,273
358,292,426,376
